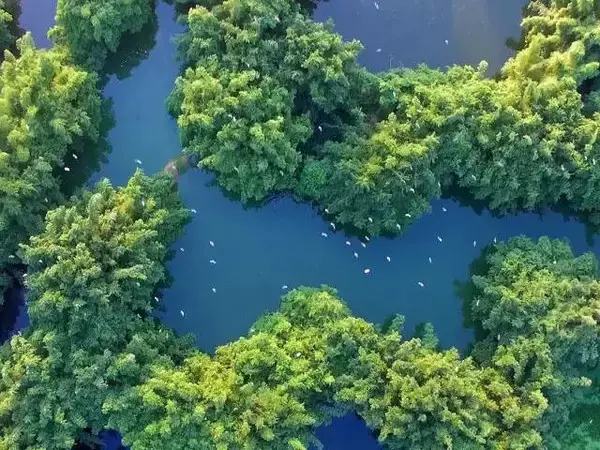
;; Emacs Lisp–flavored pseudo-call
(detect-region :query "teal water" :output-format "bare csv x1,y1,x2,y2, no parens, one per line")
14,1,600,448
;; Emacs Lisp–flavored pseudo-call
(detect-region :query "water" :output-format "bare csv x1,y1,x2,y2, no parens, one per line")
12,0,596,448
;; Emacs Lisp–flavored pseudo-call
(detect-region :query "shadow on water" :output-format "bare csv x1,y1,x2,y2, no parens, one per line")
101,9,159,83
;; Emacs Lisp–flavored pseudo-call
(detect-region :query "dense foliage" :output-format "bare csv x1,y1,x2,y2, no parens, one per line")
0,35,105,299
170,0,600,235
50,0,155,70
0,0,19,56
0,172,192,449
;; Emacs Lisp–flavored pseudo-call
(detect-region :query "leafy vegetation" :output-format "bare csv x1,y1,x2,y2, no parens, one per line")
0,35,106,300
50,0,155,70
0,172,192,449
170,0,600,235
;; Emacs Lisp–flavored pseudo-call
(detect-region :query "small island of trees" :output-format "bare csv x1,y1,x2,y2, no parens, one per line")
0,0,598,449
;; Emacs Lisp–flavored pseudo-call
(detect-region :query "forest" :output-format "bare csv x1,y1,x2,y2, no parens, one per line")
0,0,598,449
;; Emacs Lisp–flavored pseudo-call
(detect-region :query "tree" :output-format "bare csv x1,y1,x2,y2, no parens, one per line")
0,35,105,300
0,172,192,449
50,0,154,70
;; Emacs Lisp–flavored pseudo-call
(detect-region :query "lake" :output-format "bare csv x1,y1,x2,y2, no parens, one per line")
14,0,599,448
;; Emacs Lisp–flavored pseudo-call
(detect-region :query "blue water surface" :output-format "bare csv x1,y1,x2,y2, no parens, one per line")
15,1,594,449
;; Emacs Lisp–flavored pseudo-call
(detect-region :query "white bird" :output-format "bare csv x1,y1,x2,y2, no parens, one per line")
330,222,336,230
212,287,217,293
444,39,449,45
396,223,401,230
180,310,185,317
418,281,425,287
234,166,240,173
135,159,142,165
180,247,185,252
321,232,328,238
471,174,477,181
376,48,382,53
345,240,351,246
442,207,447,212
476,299,480,306
428,257,432,264
325,208,330,213
368,217,373,223
386,256,391,262
497,334,501,341
209,240,215,247
364,236,370,242
190,208,197,214
64,167,70,172
374,1,379,9
408,187,415,193
45,197,48,203
437,236,443,242
364,268,371,274
282,285,288,290
493,237,497,244
209,259,216,265
473,240,477,247
295,352,302,358
72,153,78,160
154,296,159,302
38,259,43,264
353,252,359,259
318,125,323,132
405,213,412,218
141,199,146,207
361,242,367,248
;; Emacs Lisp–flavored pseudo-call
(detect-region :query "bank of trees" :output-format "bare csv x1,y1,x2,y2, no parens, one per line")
0,172,192,449
50,0,155,70
0,35,105,300
170,0,600,235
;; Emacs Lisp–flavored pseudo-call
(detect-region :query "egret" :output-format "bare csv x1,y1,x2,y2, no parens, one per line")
553,260,557,264
180,247,185,252
209,259,216,265
473,240,477,247
180,310,185,317
318,125,323,132
45,197,48,203
364,236,370,242
442,207,447,212
361,242,367,248
437,236,443,242
376,48,382,53
154,296,159,302
368,217,373,223
321,232,328,238
497,334,501,341
418,281,425,287
135,159,142,165
190,208,197,214
386,256,391,262
234,166,240,173
279,170,284,176
444,39,449,45
209,240,215,247
295,352,302,358
493,237,497,244
364,268,371,274
64,167,70,172
374,1,379,9
428,257,432,264
471,174,477,181
325,208,330,213
353,252,359,259
212,287,217,293
141,199,146,207
38,259,43,264
408,187,415,193
396,223,401,230
330,222,336,230
72,153,78,160
282,285,288,290
476,299,480,306
405,213,412,218
345,240,351,246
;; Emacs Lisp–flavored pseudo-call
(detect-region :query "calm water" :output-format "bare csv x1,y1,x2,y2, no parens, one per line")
13,1,597,448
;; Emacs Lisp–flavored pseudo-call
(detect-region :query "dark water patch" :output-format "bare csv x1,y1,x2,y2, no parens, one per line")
313,0,527,74
313,414,382,449
0,286,27,344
